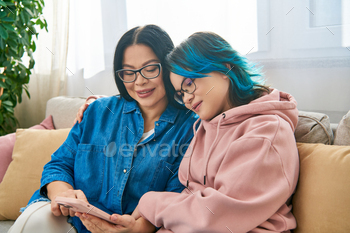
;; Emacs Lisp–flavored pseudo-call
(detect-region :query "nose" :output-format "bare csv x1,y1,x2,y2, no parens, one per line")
183,92,194,105
135,72,148,85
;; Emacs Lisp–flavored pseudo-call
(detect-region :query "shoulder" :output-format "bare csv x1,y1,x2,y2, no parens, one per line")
84,95,126,117
92,95,124,105
89,95,126,109
238,114,292,143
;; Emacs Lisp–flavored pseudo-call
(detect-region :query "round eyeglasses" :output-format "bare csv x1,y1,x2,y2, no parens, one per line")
174,78,197,105
116,63,162,83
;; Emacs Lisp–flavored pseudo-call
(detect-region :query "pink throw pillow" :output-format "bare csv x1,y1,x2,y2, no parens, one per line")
0,115,55,183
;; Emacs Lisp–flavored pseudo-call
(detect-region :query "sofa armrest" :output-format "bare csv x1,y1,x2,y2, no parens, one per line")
45,96,87,129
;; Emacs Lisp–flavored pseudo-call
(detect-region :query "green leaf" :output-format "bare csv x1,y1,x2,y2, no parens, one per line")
44,19,48,32
0,93,9,100
18,63,27,71
24,75,29,84
7,39,17,48
0,0,6,7
28,26,36,35
23,10,30,23
3,105,14,113
2,100,13,107
0,81,6,89
29,59,34,69
18,92,22,103
0,11,6,18
2,23,15,32
18,46,24,58
31,41,36,52
24,8,34,17
8,32,18,41
2,17,14,22
0,25,8,40
0,38,4,50
0,74,6,79
24,86,30,98
3,60,11,67
35,18,43,25
0,113,3,125
19,12,25,24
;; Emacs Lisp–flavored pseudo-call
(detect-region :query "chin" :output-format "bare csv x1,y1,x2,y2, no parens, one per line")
197,113,211,121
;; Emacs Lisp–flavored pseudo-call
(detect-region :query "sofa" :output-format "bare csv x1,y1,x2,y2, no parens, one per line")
0,96,349,233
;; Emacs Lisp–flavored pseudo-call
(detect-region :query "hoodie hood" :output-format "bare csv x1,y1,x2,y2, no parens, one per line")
207,89,298,131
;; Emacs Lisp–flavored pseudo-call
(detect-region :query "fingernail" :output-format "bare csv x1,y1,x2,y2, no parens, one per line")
75,213,81,217
111,215,117,221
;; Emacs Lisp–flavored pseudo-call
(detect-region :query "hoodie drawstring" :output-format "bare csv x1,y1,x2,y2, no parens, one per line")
203,113,225,185
186,113,226,187
186,118,201,188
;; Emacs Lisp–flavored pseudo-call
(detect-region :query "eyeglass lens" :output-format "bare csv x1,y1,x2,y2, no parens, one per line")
118,64,160,82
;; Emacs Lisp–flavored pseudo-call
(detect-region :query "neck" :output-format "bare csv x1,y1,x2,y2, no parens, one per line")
139,97,168,131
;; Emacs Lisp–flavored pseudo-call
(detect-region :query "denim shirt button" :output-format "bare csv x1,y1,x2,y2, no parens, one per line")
156,123,159,126
123,169,127,173
153,139,156,141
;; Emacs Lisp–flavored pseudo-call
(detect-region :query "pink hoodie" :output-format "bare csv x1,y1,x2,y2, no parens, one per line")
138,89,299,233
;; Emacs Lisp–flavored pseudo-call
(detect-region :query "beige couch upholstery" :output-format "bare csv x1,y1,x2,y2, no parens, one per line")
0,96,348,233
45,96,87,129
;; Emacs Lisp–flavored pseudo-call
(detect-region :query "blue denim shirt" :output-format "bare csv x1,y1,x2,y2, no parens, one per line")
28,96,197,233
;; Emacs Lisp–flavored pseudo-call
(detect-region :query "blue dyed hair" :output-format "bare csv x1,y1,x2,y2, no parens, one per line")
166,32,269,107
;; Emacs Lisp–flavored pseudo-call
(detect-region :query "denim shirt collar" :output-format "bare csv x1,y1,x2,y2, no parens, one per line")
122,99,179,124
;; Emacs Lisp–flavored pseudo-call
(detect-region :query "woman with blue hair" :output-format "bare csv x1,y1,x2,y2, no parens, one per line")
77,32,299,233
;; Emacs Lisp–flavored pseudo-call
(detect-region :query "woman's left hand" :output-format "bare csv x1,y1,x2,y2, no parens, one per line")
77,212,155,233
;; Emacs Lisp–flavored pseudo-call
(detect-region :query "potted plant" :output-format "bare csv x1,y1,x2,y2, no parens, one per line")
0,0,47,136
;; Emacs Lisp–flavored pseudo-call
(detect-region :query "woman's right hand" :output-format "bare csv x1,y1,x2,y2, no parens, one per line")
50,189,89,217
73,98,96,124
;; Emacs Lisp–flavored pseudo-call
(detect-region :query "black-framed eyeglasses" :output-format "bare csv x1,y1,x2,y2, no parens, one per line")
116,63,162,83
174,78,197,105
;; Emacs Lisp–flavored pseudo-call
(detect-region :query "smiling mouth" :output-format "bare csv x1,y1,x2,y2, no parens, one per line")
138,89,154,94
192,101,202,111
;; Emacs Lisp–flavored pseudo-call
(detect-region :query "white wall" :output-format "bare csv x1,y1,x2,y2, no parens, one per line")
260,60,350,123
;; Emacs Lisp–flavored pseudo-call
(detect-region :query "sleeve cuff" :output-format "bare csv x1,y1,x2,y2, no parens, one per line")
138,192,160,227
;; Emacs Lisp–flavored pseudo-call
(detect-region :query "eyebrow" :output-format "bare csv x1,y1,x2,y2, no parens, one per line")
122,59,160,69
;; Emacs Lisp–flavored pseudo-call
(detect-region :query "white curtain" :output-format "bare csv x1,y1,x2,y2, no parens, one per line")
15,0,126,128
65,0,126,98
15,0,70,128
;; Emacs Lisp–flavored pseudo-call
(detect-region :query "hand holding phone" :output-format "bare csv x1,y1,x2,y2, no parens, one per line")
55,196,115,224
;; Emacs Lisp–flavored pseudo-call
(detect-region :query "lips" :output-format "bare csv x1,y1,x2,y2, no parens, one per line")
192,101,202,112
136,88,155,98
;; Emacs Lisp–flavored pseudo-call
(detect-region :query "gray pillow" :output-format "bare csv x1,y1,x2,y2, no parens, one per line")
294,111,334,145
334,110,350,146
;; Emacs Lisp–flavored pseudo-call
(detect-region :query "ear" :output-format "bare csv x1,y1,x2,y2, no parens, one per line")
224,63,231,70
222,63,233,80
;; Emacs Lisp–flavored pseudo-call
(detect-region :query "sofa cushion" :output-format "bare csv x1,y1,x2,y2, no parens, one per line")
294,111,333,145
0,115,55,183
292,143,350,233
45,96,87,129
0,128,70,220
334,110,350,146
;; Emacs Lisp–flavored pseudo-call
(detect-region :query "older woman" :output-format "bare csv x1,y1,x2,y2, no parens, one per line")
8,25,197,233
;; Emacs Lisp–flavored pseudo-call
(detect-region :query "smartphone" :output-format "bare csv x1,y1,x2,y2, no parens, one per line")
55,196,115,224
